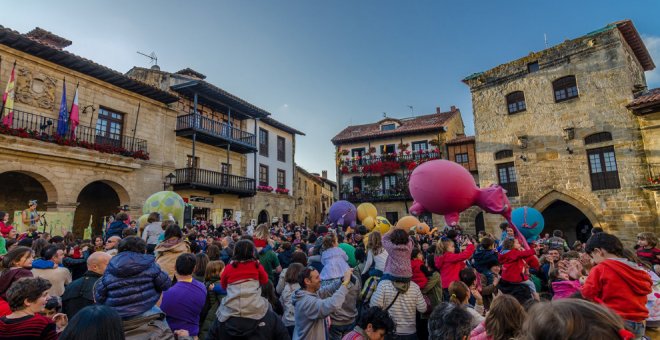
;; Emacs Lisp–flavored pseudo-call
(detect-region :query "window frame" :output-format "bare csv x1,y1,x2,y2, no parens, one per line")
586,146,620,190
506,91,526,114
584,132,613,145
277,136,286,162
494,149,514,160
411,141,428,152
277,169,286,189
455,153,469,164
553,75,579,102
187,155,199,168
380,144,396,154
382,174,397,192
259,128,269,157
496,162,519,197
259,164,269,187
527,62,539,73
381,123,396,131
96,107,124,146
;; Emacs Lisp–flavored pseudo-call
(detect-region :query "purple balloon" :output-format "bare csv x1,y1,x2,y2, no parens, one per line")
327,200,357,229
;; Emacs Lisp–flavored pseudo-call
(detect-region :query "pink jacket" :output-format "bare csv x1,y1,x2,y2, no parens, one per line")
551,280,582,300
469,321,491,340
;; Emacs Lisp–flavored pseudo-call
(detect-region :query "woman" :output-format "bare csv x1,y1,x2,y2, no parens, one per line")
141,212,162,254
470,294,526,340
0,212,11,238
0,277,57,339
193,253,209,282
362,231,388,278
155,224,191,278
93,236,104,252
276,251,307,294
0,247,35,316
279,262,303,337
58,305,124,340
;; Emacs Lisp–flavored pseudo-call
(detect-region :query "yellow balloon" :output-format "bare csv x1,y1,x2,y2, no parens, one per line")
416,222,431,235
396,216,421,231
143,191,185,227
357,203,378,222
138,214,150,232
363,216,376,231
374,216,391,235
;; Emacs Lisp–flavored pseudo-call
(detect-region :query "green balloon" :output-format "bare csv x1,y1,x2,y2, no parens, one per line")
143,191,185,226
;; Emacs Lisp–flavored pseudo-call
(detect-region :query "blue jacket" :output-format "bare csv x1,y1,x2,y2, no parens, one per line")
472,245,498,274
94,251,171,319
31,258,56,269
106,220,128,239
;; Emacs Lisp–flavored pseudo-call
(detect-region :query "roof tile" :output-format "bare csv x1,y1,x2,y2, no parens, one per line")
627,88,660,108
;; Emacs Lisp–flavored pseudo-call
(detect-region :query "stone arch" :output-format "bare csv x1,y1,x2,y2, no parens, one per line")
258,210,270,224
72,179,130,237
71,177,131,204
532,190,601,228
0,168,59,203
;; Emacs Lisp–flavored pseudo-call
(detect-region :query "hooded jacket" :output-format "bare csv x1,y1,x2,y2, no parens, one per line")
207,309,290,340
382,231,413,278
498,248,539,283
551,280,582,300
105,220,128,239
320,247,350,281
0,268,32,297
155,239,191,279
435,244,475,289
582,258,652,322
94,251,171,319
472,245,498,273
62,271,103,318
292,283,348,340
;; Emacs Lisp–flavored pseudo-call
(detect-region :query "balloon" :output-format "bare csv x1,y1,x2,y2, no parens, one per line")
408,160,527,248
328,200,357,229
362,216,376,231
511,206,544,242
143,191,185,227
417,222,431,235
373,216,391,235
396,216,421,231
137,214,150,231
357,203,377,222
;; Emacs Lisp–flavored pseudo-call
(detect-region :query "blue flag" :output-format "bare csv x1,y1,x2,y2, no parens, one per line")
56,79,68,136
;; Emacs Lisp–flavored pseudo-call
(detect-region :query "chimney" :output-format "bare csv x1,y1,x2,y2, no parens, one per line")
450,105,457,111
321,170,327,179
24,27,72,50
436,107,441,114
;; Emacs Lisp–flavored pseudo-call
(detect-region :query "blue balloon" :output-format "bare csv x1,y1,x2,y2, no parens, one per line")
511,206,544,242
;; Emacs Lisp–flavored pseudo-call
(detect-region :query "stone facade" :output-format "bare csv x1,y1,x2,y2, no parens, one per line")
463,21,658,244
294,166,324,226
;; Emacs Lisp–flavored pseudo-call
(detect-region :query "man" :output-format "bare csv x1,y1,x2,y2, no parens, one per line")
32,245,72,296
21,200,40,230
541,247,562,282
160,253,207,337
546,230,570,252
105,236,121,256
292,267,353,340
61,251,111,317
106,213,129,240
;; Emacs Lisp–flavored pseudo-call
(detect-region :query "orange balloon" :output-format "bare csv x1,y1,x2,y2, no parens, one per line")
395,216,421,230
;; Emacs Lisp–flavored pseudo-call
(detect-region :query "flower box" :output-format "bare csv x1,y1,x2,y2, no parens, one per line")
275,187,290,194
257,185,274,192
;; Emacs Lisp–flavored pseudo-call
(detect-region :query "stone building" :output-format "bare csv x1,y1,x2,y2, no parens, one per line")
331,107,467,226
462,20,657,244
241,117,305,225
314,170,338,221
294,165,324,226
446,135,483,234
0,27,179,236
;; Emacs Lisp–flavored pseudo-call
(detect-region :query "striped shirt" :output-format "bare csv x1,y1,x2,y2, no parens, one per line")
0,314,58,340
369,280,426,335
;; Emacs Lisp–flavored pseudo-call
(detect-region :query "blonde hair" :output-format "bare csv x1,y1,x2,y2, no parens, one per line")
254,224,269,241
485,294,526,340
367,231,383,255
637,232,658,248
436,240,453,256
448,281,470,305
322,233,337,250
519,299,625,340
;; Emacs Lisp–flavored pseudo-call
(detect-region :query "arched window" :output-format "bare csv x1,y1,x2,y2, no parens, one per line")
506,91,526,114
553,75,579,102
584,132,613,145
494,149,513,160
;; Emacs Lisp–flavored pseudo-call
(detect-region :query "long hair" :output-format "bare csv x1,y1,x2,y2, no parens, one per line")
367,231,383,255
285,263,304,284
231,240,258,268
254,224,269,241
485,294,526,340
58,305,125,340
1,247,33,273
193,253,209,278
204,260,225,281
448,281,470,305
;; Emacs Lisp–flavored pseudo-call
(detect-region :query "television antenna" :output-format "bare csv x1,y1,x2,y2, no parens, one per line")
407,105,414,117
137,51,158,66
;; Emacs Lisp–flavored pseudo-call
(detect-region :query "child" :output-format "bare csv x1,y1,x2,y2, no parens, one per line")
472,237,498,282
320,233,350,283
217,239,270,322
636,232,660,274
435,238,475,299
42,296,67,333
199,260,226,339
448,280,483,330
470,294,526,340
583,233,652,339
477,260,500,312
382,228,413,282
280,263,304,337
497,238,540,304
411,248,430,289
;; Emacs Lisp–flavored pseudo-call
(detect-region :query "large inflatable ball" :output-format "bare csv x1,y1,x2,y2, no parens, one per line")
511,206,544,242
137,214,150,232
143,191,185,227
357,203,378,231
396,216,421,231
417,222,431,235
328,200,357,229
373,216,391,235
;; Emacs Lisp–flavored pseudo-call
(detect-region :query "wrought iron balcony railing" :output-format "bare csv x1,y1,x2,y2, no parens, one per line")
173,167,256,197
175,113,257,153
341,189,412,203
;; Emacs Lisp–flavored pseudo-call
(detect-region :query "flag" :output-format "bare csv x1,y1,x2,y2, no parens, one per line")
56,78,68,136
1,61,16,127
69,84,79,139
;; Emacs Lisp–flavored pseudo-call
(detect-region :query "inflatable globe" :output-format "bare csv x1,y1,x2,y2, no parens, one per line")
511,206,544,242
143,191,185,227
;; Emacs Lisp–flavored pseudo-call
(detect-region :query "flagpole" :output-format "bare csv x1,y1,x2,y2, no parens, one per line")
69,82,79,139
131,102,141,151
0,60,16,121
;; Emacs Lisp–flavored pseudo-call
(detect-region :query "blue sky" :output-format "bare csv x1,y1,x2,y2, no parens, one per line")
2,1,659,180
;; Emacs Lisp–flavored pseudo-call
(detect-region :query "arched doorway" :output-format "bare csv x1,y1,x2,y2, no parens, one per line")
258,210,269,224
475,212,485,234
0,172,49,225
540,200,593,245
73,182,120,237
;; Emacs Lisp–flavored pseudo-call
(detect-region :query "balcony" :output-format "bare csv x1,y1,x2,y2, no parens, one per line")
173,167,256,197
0,107,148,159
176,113,257,154
341,189,412,203
339,150,442,174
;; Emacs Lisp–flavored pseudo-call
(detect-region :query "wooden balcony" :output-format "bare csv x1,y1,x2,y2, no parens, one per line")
175,113,257,154
173,167,256,197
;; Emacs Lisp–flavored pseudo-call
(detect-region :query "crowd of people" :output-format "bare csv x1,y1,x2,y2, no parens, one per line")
0,206,659,339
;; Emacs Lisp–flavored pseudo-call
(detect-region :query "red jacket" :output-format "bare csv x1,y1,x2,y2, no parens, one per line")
411,258,428,289
220,260,269,289
582,259,652,322
498,248,539,283
0,297,9,317
0,222,12,238
435,244,475,289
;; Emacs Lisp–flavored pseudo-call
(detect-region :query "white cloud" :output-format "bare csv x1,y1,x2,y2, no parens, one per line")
642,34,660,87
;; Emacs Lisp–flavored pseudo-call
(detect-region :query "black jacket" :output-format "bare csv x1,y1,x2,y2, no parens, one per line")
61,271,102,318
206,310,290,340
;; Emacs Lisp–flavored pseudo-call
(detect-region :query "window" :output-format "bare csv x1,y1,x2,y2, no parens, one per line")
259,164,269,186
553,75,579,102
277,169,286,189
351,148,365,158
221,162,231,174
383,175,397,192
381,123,395,131
352,177,362,192
187,155,199,168
385,212,399,225
277,136,285,162
496,162,519,197
494,149,513,160
587,146,620,190
455,153,469,163
506,91,526,114
584,132,613,145
259,128,269,157
314,184,318,195
412,141,428,152
95,108,123,146
527,62,539,73
380,144,396,154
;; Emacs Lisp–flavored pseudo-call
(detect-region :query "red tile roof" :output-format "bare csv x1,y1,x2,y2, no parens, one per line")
331,108,459,145
446,135,475,145
627,88,660,109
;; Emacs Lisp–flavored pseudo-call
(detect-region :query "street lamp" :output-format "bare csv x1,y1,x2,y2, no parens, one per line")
296,197,303,206
163,172,176,190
